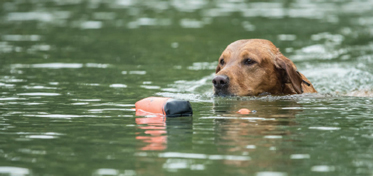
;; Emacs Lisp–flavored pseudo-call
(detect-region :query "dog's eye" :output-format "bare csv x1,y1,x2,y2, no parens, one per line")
243,58,255,65
220,59,225,65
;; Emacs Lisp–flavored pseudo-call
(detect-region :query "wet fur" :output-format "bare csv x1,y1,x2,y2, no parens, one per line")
214,39,317,96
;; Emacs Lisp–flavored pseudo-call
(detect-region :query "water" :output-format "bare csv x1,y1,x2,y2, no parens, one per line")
1,0,373,175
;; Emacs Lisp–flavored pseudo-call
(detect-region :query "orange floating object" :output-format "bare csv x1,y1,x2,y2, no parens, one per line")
135,97,170,115
237,108,251,114
135,97,193,117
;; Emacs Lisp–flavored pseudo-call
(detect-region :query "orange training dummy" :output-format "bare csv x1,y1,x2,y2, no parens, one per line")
135,97,193,117
237,108,251,114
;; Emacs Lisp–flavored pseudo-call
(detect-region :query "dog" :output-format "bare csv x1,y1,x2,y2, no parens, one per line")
213,39,317,96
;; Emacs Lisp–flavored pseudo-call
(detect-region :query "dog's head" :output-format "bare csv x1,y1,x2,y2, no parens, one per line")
213,39,303,96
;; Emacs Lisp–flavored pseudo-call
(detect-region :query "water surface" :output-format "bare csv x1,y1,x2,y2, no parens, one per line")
1,0,373,176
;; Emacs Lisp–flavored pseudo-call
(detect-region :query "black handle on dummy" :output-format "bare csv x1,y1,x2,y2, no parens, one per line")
163,99,193,117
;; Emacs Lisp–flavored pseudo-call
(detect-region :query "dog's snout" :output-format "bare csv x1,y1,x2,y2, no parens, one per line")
212,75,229,89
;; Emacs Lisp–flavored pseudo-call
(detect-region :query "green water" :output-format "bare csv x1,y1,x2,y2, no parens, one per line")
1,0,373,176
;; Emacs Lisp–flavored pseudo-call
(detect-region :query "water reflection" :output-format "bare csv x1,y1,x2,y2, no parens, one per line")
135,113,167,151
207,98,300,170
135,112,193,151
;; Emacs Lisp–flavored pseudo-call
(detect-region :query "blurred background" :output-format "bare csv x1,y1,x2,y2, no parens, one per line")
0,0,373,176
1,0,373,97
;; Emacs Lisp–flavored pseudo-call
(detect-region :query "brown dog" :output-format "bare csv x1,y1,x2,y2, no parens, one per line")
213,39,317,96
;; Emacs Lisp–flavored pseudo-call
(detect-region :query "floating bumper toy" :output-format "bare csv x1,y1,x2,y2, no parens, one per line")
135,97,193,117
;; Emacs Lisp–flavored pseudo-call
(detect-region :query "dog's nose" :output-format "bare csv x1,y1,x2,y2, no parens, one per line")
212,75,229,89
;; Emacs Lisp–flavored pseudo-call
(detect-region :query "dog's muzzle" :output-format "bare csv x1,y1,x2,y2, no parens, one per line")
212,75,230,95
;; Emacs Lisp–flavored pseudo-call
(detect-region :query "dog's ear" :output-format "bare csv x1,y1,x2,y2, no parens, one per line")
275,55,303,94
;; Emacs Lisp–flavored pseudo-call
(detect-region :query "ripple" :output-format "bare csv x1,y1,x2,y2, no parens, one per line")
256,172,287,176
18,148,47,155
91,103,134,107
301,44,327,54
93,12,116,20
309,127,341,130
311,165,335,172
246,145,256,149
81,21,102,29
0,97,25,101
31,63,82,68
36,114,83,118
93,168,119,176
346,89,373,97
171,0,207,12
241,3,284,18
129,71,146,75
29,44,51,51
85,63,110,68
10,63,111,69
264,135,283,139
113,0,135,7
200,116,276,121
110,84,127,88
7,12,53,21
0,167,30,176
88,108,134,113
187,62,216,70
11,63,82,69
2,34,41,41
301,64,373,94
0,83,15,87
180,19,204,28
0,42,13,53
17,92,60,96
22,85,57,90
278,34,297,41
2,78,25,83
290,154,311,159
127,18,171,28
27,135,57,139
71,99,101,102
71,102,89,105
23,102,44,105
154,152,251,161
156,74,213,101
311,32,344,44
162,159,205,171
140,85,160,89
